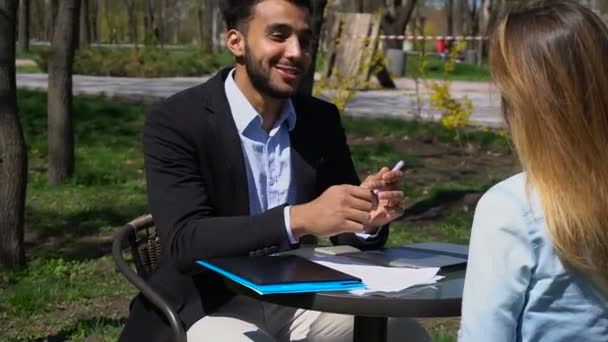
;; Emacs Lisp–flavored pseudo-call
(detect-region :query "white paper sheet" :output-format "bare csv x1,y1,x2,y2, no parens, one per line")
309,255,443,295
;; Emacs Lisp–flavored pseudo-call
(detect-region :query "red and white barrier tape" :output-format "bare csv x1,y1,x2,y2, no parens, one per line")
378,35,487,41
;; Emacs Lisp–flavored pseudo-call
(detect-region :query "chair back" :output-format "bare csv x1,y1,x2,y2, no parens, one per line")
125,214,160,279
112,214,187,342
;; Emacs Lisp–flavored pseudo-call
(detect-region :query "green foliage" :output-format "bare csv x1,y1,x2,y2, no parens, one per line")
418,42,474,146
35,47,233,77
15,45,47,60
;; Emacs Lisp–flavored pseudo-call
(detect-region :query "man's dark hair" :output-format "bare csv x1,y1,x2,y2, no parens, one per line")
221,0,313,30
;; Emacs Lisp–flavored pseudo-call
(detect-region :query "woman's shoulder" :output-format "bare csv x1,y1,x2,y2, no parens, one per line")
478,173,529,213
480,172,542,217
474,172,545,240
485,172,527,199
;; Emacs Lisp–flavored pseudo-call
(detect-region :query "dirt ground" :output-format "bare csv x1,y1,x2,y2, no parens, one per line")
351,134,520,221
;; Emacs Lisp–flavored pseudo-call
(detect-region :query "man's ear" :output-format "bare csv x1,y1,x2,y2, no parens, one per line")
226,29,245,58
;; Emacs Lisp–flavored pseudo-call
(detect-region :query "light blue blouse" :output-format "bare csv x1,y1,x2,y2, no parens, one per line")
459,173,608,342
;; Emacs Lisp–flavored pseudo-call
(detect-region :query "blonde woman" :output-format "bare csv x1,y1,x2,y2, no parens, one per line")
459,1,608,341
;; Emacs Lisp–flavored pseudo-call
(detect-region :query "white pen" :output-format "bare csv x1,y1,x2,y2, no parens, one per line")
373,160,405,194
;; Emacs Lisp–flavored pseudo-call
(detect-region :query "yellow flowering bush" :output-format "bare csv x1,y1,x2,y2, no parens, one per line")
421,41,473,139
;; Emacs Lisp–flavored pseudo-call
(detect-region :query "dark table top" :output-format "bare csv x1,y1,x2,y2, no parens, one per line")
227,247,465,318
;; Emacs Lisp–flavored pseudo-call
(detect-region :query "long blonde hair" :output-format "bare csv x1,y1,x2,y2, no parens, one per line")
489,0,608,293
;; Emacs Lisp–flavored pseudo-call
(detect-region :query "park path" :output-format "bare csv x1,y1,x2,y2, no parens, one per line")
16,73,502,127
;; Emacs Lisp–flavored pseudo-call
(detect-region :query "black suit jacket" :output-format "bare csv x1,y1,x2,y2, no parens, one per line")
120,68,389,341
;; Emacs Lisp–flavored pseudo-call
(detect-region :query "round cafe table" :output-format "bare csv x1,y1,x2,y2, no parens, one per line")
226,248,465,342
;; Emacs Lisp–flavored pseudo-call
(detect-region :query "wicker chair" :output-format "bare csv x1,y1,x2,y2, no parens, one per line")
112,214,187,342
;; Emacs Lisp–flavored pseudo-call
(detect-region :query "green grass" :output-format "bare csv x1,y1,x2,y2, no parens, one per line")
0,91,513,340
405,53,491,81
15,46,47,60
20,91,148,247
0,90,144,340
342,116,509,152
16,64,42,73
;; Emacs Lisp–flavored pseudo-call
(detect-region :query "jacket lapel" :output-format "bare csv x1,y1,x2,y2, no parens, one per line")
202,69,250,215
290,97,321,204
200,71,321,214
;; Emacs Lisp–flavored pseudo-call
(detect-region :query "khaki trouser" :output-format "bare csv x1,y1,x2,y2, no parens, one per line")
187,295,430,342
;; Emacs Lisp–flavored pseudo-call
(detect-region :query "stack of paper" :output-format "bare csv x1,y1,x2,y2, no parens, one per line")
310,255,443,295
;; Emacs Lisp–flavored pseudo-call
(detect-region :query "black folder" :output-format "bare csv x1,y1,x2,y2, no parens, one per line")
346,242,469,269
196,255,364,295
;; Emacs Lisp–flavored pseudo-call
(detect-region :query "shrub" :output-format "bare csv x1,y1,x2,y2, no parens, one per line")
35,47,233,77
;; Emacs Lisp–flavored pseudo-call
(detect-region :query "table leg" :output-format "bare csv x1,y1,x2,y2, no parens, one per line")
353,316,387,342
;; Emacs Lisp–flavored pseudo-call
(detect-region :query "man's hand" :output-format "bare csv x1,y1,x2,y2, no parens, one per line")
290,185,375,238
361,166,405,230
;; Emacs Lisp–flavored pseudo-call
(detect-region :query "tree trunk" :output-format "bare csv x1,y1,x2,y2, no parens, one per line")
144,0,156,42
0,0,27,270
298,0,327,96
90,0,98,43
199,0,215,53
124,0,138,45
477,0,489,65
197,0,204,47
32,0,44,40
45,0,58,41
103,0,115,43
360,0,383,13
158,0,166,46
381,0,417,49
18,0,30,51
47,0,79,184
454,0,465,36
79,0,90,48
446,0,454,37
211,3,223,53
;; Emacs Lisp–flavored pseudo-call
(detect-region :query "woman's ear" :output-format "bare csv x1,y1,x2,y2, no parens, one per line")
226,29,245,58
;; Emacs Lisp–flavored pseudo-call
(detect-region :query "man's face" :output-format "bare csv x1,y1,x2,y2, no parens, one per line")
241,0,313,98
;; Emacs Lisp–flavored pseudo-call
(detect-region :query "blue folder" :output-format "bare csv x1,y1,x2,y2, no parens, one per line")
197,255,365,295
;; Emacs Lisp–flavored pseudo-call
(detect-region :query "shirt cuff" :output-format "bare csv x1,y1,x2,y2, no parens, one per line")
284,206,299,245
356,226,385,240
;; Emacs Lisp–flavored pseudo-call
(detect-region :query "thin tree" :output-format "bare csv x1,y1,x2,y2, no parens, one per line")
45,0,58,41
375,0,417,87
90,0,98,43
144,0,157,44
197,0,214,53
18,0,30,52
298,0,328,96
0,0,28,269
124,0,138,45
47,0,80,184
382,0,417,49
360,0,383,13
32,0,44,40
79,0,90,48
454,0,465,37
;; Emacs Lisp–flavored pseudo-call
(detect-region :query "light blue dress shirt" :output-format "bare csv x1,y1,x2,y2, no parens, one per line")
224,69,299,244
459,173,608,342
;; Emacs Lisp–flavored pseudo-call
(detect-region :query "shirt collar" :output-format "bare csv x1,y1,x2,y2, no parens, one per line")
224,68,296,135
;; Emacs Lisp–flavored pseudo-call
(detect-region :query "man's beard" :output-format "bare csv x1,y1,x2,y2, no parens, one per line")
243,43,300,99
